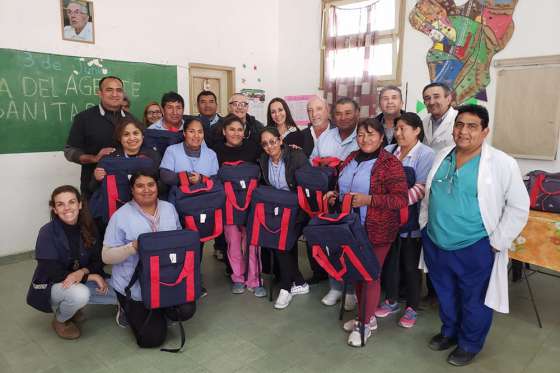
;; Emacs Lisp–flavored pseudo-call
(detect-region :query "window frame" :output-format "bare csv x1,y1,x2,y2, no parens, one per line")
320,0,405,88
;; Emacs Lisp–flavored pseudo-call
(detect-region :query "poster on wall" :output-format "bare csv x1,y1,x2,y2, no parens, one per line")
284,95,314,128
240,88,266,124
60,0,95,43
409,0,518,104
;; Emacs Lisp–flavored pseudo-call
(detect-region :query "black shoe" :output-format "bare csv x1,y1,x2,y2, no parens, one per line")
200,286,208,298
447,347,477,366
429,333,457,351
306,274,328,285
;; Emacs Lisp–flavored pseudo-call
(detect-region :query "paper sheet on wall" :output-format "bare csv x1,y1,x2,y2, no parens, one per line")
284,95,315,127
240,88,266,124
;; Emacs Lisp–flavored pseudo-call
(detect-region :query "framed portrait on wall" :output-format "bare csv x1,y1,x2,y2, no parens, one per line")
60,0,95,44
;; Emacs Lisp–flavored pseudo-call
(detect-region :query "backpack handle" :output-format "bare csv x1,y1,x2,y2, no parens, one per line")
184,209,224,242
222,161,245,166
316,194,353,222
250,202,292,251
178,172,214,194
312,156,342,168
297,187,329,217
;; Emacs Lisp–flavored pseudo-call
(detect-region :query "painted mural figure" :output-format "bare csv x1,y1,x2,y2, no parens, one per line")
409,0,518,104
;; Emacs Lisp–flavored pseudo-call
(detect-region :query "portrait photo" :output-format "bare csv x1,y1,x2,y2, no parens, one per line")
60,0,95,43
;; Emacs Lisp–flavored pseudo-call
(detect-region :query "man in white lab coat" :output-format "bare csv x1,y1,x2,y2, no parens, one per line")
422,83,457,153
419,104,529,366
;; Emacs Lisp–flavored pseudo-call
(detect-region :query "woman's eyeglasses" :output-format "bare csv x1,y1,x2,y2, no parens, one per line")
261,138,279,148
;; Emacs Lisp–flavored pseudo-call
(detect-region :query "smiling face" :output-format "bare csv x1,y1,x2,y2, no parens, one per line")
131,175,158,207
452,112,489,153
269,101,287,127
98,78,124,111
306,97,329,128
145,104,162,124
197,94,218,117
228,94,249,121
423,86,452,119
394,119,421,149
379,89,403,117
120,123,143,155
260,131,282,160
334,103,359,132
52,191,82,225
357,125,384,154
163,101,184,128
67,3,89,33
183,120,204,150
223,121,244,147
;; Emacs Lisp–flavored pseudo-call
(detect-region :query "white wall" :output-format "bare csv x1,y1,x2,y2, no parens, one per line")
0,0,280,256
2,0,558,256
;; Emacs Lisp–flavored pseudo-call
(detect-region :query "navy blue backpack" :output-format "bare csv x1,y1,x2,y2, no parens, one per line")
295,166,331,218
89,156,155,224
143,129,184,156
247,186,299,251
125,229,201,352
303,195,380,282
217,161,260,225
168,173,226,243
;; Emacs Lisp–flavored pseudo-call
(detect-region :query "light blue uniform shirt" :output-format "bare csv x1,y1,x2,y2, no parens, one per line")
103,201,181,301
268,159,289,191
310,127,358,161
160,142,219,176
148,118,184,131
386,142,435,238
427,150,487,250
338,158,376,225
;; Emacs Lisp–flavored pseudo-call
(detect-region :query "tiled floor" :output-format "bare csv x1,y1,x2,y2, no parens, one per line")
2,246,559,373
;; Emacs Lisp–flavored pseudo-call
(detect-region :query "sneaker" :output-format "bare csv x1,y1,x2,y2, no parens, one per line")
347,322,372,347
274,289,293,309
344,294,357,311
398,307,417,328
52,318,80,340
231,282,245,294
250,286,267,298
343,317,377,332
290,283,310,295
321,289,342,306
200,286,208,298
116,305,129,328
375,299,400,318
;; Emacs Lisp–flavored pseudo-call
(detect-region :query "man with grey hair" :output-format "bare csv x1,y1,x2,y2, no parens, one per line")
63,1,93,42
375,85,405,146
300,95,334,157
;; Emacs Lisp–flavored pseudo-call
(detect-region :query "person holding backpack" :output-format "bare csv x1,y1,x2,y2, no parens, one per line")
27,185,117,340
102,170,196,348
214,115,264,296
324,118,408,346
258,127,311,309
377,112,435,328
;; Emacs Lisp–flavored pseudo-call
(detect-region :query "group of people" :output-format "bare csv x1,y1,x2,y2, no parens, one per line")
28,75,530,366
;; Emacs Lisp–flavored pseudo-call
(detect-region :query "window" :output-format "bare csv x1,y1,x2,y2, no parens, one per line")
321,0,404,86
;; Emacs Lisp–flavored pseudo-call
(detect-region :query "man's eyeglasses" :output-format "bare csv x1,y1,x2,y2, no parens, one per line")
229,101,249,108
66,9,86,16
261,138,280,148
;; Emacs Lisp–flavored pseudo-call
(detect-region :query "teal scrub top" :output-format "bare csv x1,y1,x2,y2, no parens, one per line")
427,150,487,250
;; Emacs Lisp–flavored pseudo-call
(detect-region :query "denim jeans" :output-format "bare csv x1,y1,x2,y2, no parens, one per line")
51,280,118,322
329,277,355,294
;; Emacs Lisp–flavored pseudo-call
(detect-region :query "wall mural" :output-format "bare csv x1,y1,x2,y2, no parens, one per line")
409,0,518,105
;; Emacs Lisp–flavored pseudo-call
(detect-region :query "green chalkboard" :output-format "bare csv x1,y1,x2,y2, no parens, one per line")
0,48,177,154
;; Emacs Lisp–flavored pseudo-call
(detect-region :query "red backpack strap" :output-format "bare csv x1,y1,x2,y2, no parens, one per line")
106,174,119,218
149,256,161,308
342,245,373,282
179,173,214,194
311,245,346,281
297,187,327,217
251,203,292,250
222,161,245,166
224,180,258,225
199,209,224,242
160,251,196,302
317,193,353,221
